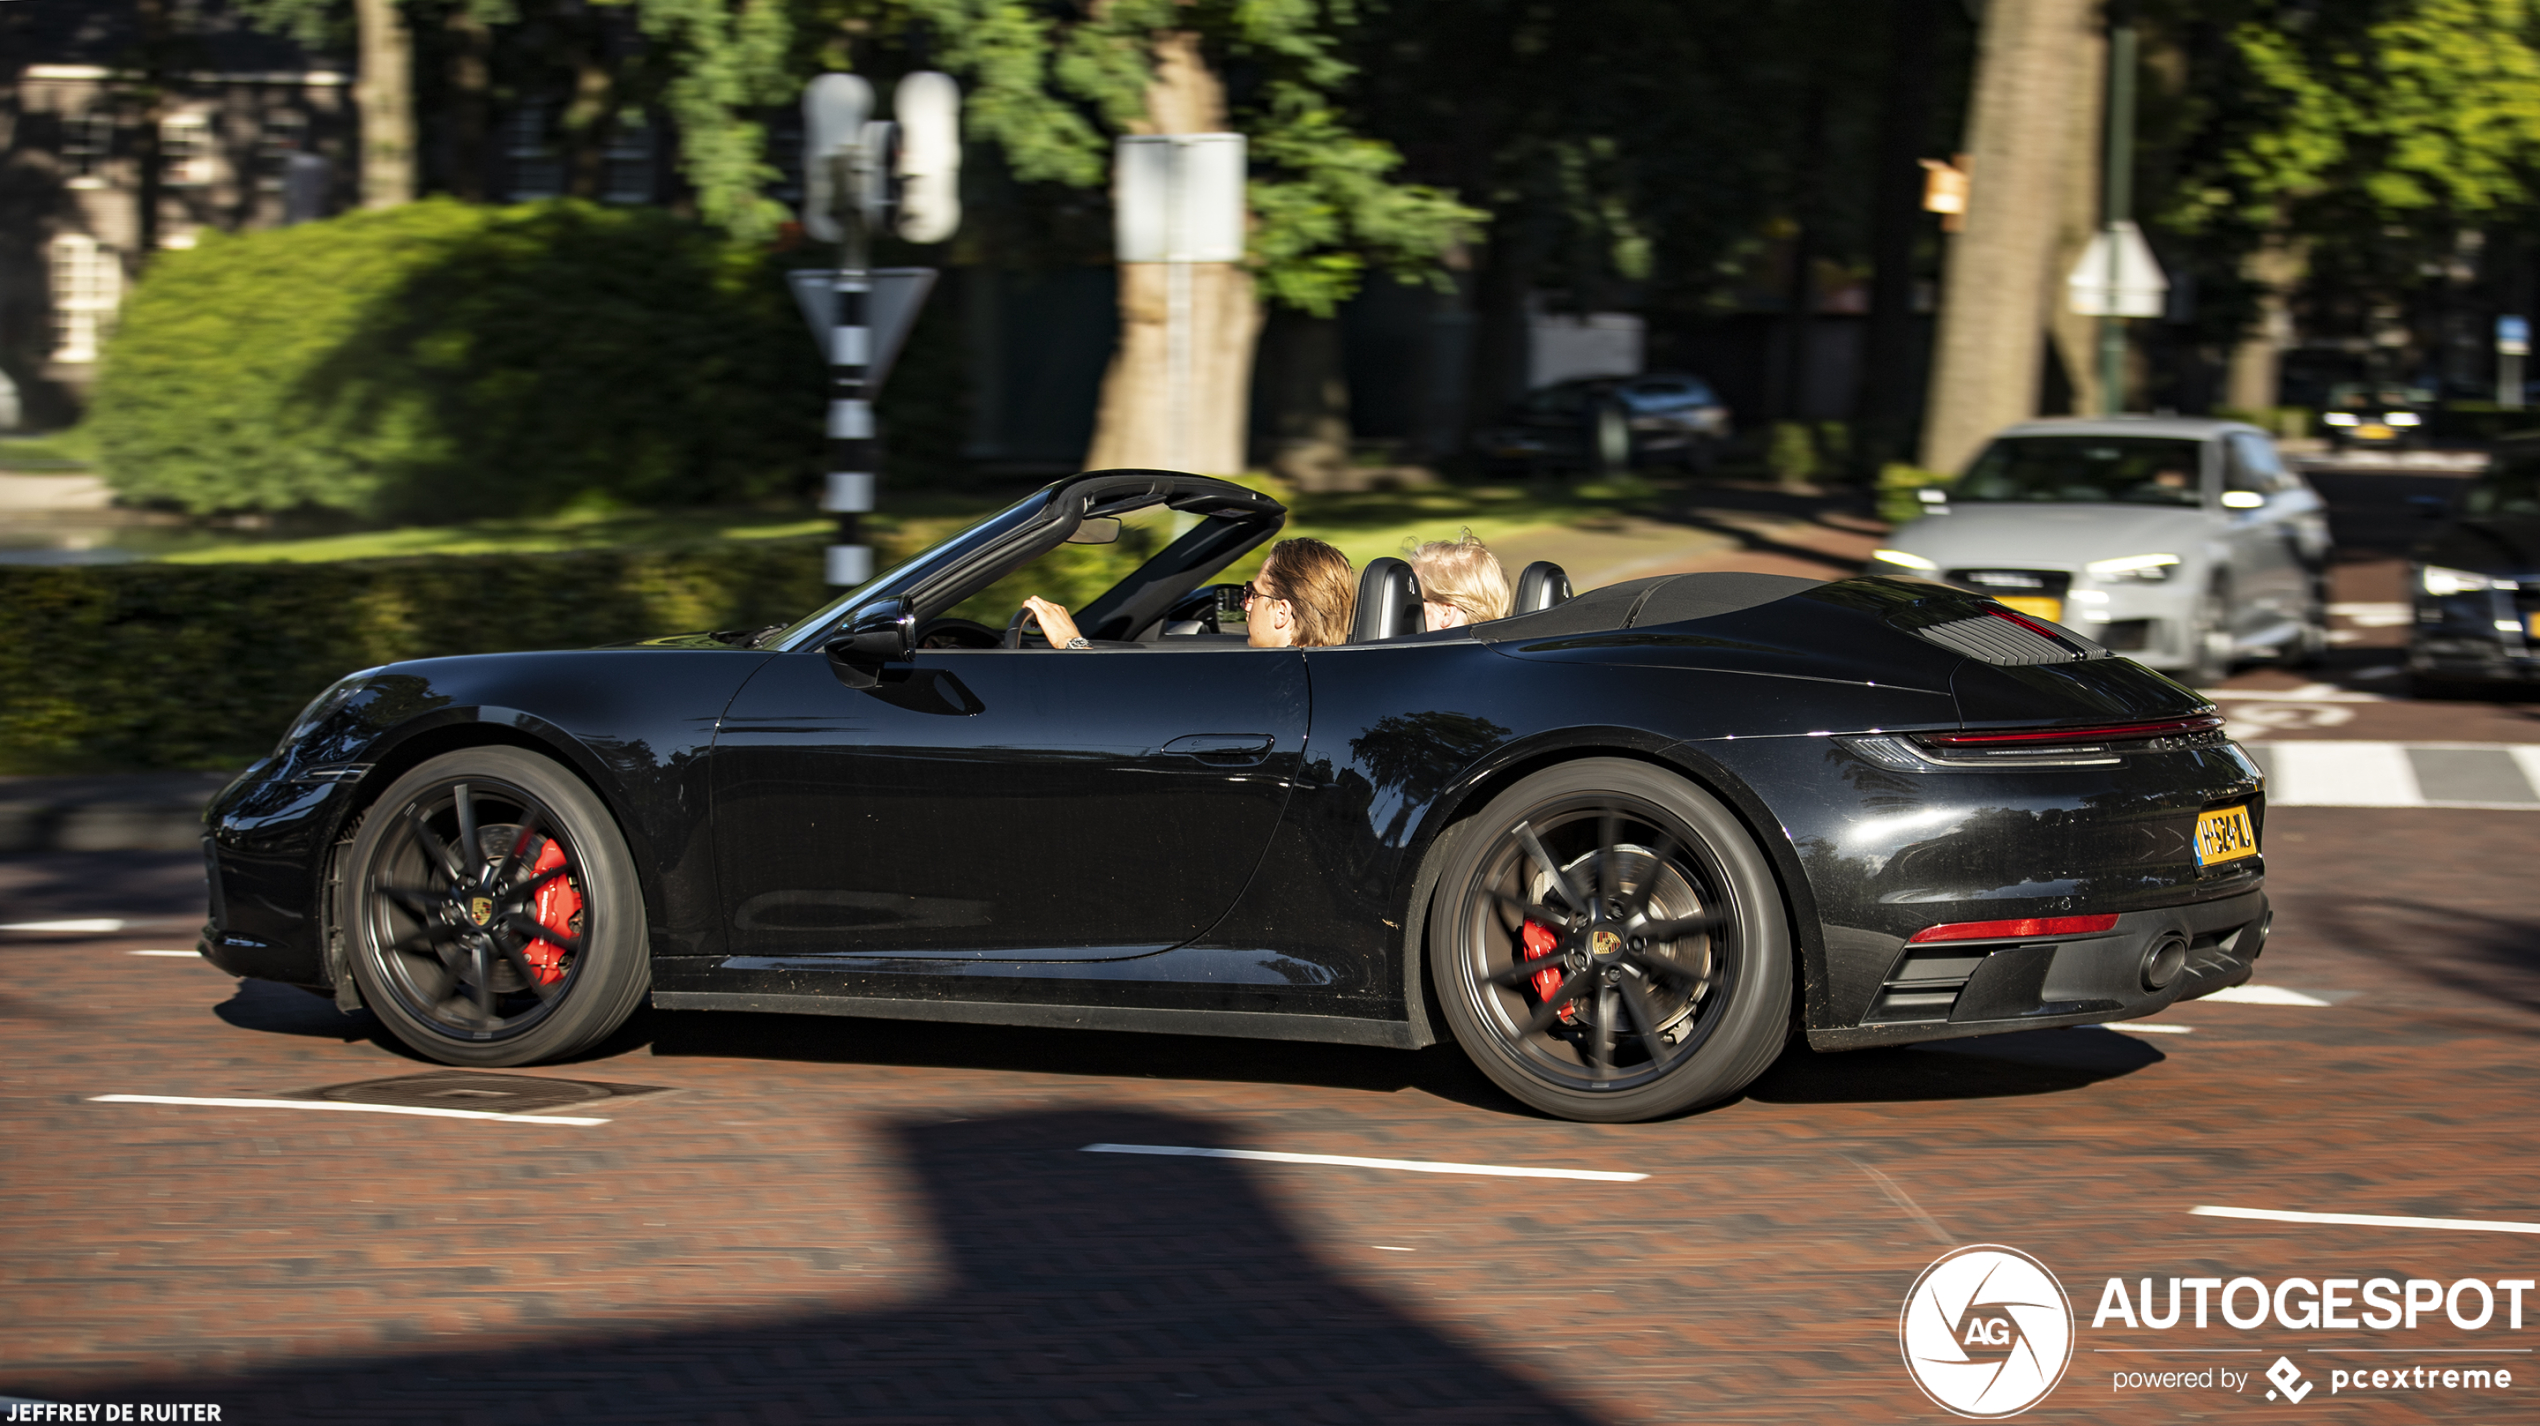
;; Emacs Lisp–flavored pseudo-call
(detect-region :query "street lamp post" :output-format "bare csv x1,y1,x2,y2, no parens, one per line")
2099,10,2137,415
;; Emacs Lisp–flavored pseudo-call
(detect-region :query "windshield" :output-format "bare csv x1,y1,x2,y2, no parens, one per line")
1953,436,2206,508
2465,453,2540,518
763,487,1052,650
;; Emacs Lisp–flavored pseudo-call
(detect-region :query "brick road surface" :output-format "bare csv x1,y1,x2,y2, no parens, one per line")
5,797,2539,1424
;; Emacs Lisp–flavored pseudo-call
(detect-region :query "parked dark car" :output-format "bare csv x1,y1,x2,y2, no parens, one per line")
1475,373,1732,475
202,470,2266,1123
2321,382,2434,450
2408,437,2540,695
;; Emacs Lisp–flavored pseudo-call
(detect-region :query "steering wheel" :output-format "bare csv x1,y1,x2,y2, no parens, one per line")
1003,604,1042,650
917,617,1001,650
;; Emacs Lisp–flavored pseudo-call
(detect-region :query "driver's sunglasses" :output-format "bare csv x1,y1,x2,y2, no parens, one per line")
1240,581,1283,609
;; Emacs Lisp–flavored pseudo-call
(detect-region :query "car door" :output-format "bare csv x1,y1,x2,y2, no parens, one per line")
711,642,1307,960
2219,432,2308,637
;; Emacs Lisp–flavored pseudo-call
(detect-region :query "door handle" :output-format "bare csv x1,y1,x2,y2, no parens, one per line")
1164,733,1276,762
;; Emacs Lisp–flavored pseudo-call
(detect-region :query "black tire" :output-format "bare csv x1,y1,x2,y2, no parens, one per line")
1428,758,1793,1122
340,747,649,1066
2186,581,2235,686
2288,577,2330,669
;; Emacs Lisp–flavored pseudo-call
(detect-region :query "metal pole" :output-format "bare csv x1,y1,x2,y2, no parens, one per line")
824,147,875,588
2100,14,2136,416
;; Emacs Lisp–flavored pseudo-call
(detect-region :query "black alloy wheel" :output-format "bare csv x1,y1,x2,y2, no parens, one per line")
341,747,648,1066
1430,758,1792,1122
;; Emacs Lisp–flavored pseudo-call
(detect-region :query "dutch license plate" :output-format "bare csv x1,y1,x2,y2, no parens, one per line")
1996,595,2063,622
2195,805,2259,867
2359,423,2395,440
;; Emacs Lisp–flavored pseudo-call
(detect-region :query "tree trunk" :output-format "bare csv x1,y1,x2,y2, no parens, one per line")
560,10,616,201
1855,0,1941,473
443,5,492,202
355,0,417,209
1918,0,2098,474
1462,206,1533,447
2225,234,2305,413
1773,74,1830,422
1083,30,1260,475
133,0,172,263
2044,20,2108,417
1258,309,1354,491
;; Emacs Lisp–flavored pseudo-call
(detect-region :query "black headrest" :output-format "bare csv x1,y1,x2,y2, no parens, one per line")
1350,557,1424,642
1511,561,1572,614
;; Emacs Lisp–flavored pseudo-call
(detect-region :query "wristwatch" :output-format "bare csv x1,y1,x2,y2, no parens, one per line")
1065,636,1091,650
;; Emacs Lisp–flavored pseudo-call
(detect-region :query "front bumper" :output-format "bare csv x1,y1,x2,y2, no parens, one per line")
1807,889,2267,1051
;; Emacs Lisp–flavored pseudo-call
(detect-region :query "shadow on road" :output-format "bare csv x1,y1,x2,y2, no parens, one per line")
645,1008,1524,1112
1744,1027,2163,1104
32,1108,1606,1424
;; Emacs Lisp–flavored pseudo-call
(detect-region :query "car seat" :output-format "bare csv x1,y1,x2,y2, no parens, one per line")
1512,561,1573,614
1350,557,1425,641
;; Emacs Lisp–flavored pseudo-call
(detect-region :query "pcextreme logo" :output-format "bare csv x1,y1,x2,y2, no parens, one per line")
1901,1245,2077,1418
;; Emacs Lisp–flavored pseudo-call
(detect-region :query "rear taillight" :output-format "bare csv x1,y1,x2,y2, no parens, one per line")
1908,914,2119,944
1920,714,2225,750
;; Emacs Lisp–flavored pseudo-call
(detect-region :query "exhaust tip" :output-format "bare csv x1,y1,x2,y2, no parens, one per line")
2142,932,2189,991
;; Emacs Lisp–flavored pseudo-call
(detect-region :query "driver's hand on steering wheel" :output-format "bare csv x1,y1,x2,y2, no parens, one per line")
1022,596,1086,649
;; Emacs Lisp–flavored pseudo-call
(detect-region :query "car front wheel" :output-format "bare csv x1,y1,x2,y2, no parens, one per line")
341,747,650,1066
1428,758,1792,1122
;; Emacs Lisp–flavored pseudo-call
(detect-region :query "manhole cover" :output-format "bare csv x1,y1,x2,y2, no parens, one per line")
296,1071,672,1115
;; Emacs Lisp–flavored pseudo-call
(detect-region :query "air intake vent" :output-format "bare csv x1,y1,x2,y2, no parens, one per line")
1915,609,2107,665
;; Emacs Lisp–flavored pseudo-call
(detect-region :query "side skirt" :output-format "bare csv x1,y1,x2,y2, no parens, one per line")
649,990,1424,1050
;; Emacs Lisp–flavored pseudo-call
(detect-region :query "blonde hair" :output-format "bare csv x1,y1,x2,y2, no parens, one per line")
1407,531,1511,624
1260,538,1357,647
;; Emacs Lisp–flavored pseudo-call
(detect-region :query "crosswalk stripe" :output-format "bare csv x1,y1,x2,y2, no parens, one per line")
2262,741,2422,806
2245,740,2540,809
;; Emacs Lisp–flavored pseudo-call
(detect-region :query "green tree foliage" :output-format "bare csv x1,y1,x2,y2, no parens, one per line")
2168,0,2540,233
90,198,823,519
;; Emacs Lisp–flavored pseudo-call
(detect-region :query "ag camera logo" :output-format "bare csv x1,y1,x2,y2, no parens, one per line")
1901,1245,2076,1417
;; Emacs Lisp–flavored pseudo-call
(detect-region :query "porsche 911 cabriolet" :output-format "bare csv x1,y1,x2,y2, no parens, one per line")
202,470,2268,1122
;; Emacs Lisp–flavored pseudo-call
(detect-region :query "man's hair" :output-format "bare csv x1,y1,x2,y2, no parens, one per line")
1261,537,1357,646
1408,530,1511,624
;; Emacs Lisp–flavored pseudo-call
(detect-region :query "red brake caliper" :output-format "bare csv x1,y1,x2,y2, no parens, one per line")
1522,920,1575,1024
519,838,582,985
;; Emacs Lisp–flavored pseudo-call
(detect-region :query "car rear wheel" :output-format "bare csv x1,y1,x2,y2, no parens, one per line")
2186,582,2235,685
341,748,649,1066
1429,758,1792,1122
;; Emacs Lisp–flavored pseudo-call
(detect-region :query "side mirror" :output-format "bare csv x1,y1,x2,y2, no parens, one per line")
2219,489,2267,510
1065,517,1121,545
823,599,914,687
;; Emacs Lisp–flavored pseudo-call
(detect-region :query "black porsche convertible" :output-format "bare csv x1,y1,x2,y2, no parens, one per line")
202,470,2268,1122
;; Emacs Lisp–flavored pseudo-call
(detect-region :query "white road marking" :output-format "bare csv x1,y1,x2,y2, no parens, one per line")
2264,741,2422,806
1,918,126,933
1081,1143,1647,1182
2510,746,2540,797
2205,683,2387,702
2104,1022,2195,1034
2328,602,2412,628
1371,1245,1416,1252
127,950,199,958
91,1094,610,1126
2192,1205,2540,1236
2201,985,2335,1006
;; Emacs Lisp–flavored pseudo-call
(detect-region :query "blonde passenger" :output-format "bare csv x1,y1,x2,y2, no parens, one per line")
1025,535,1357,649
1408,531,1512,631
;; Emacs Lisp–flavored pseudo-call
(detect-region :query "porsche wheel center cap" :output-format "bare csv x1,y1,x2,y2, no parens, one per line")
1589,929,1623,959
467,896,494,927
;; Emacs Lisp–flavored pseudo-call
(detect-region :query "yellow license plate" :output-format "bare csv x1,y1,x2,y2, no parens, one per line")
2195,805,2259,867
2358,423,2394,440
1995,595,2063,622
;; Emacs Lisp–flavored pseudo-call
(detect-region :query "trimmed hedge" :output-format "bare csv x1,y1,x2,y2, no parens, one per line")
90,199,825,521
0,544,832,774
